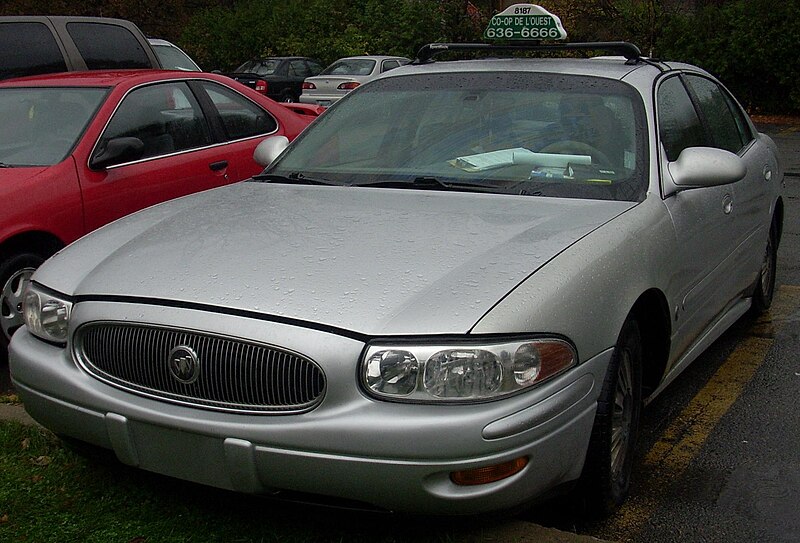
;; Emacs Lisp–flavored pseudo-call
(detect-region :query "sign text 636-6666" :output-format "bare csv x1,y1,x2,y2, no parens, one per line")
485,26,562,39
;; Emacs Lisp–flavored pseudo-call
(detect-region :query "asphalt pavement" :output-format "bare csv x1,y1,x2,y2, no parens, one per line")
2,120,799,543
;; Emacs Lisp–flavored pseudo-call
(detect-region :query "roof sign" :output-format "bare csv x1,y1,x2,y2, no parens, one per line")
483,4,567,41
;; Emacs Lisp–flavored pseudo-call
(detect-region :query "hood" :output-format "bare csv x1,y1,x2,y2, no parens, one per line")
37,183,635,335
0,165,50,186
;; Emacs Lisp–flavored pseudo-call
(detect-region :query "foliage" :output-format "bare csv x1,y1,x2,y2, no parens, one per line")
179,0,484,71
656,0,800,113
1,0,797,112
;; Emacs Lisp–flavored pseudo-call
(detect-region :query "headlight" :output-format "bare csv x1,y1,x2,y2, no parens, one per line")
361,338,576,403
22,283,73,344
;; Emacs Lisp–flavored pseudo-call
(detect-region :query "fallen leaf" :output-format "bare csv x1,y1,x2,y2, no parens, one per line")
31,475,43,483
0,513,9,523
31,455,52,467
21,438,30,450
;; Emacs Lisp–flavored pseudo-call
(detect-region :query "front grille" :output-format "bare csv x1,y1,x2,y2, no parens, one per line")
74,323,325,413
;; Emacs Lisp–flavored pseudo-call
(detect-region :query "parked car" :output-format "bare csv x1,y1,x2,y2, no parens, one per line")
0,16,160,81
0,70,319,354
9,16,784,516
148,38,201,71
226,57,324,103
300,55,409,106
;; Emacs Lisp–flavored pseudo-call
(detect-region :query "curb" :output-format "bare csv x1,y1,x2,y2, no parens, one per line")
0,402,37,426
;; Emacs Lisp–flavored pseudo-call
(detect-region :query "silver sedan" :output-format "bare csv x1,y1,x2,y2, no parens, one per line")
10,43,784,516
299,55,409,106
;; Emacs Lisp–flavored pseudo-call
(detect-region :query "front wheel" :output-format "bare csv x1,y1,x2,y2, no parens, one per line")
751,221,778,313
578,317,643,516
1,252,46,347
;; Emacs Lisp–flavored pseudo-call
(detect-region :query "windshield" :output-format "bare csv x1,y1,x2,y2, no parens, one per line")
269,72,648,201
0,87,107,167
236,59,280,76
320,59,376,77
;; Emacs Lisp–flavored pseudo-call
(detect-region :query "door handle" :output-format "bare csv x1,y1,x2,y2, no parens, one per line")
209,160,228,172
722,193,733,215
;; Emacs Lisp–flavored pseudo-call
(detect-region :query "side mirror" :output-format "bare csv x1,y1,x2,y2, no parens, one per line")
254,135,289,167
90,137,145,170
668,147,746,191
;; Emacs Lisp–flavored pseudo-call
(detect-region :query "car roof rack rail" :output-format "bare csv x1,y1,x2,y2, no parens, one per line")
413,41,643,64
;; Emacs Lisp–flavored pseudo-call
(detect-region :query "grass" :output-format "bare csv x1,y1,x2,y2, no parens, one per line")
0,393,20,405
0,421,514,543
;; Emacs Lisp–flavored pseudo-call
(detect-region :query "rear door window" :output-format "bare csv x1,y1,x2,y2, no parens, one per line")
307,61,323,75
199,81,278,140
0,22,67,80
66,22,150,69
289,60,312,78
684,75,749,154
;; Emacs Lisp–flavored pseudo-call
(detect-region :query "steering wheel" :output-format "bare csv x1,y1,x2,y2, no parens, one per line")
539,140,613,167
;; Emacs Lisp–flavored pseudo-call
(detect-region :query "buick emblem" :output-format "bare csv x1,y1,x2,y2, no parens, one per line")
167,345,200,384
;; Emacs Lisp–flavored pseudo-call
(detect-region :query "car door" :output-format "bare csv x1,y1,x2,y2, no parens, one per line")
682,74,773,289
79,80,239,232
657,74,744,360
190,79,280,180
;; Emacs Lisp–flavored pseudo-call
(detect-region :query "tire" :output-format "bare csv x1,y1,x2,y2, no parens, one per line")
280,92,297,103
578,317,643,516
751,221,778,313
1,252,46,348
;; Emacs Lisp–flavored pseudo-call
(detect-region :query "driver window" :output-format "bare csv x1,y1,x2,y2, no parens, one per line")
99,82,211,163
657,76,705,162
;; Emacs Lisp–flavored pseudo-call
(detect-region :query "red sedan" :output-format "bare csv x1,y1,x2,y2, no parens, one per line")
0,70,320,351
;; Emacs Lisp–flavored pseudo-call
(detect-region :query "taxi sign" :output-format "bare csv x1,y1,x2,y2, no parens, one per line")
483,4,567,41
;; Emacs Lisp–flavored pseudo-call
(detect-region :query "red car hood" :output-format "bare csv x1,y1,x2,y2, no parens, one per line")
0,166,50,186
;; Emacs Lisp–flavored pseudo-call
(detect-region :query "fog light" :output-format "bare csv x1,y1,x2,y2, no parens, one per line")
450,457,528,486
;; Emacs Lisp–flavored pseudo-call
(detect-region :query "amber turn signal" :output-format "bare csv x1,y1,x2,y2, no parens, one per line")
450,457,528,486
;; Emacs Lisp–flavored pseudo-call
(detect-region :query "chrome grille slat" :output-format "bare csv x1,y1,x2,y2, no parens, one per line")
74,323,325,414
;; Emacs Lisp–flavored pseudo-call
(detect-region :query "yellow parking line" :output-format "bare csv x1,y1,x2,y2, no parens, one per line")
598,286,800,540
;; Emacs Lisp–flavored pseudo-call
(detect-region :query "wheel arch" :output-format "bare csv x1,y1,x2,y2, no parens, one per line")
628,288,671,399
0,231,65,261
773,196,784,246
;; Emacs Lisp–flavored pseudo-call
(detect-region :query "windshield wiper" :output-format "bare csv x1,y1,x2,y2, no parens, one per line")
250,172,340,186
354,176,500,192
0,162,11,168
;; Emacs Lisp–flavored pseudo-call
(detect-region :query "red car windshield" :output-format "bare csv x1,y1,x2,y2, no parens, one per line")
0,87,107,166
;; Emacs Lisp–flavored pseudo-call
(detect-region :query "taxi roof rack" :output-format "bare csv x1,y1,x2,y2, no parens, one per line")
413,41,643,64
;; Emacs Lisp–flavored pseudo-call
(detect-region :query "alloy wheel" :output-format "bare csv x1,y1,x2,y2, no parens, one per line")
1,267,36,341
610,348,634,481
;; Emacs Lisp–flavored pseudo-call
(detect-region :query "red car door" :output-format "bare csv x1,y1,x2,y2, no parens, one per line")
77,80,242,232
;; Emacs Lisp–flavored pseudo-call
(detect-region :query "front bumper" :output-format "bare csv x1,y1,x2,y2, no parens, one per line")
9,301,609,515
